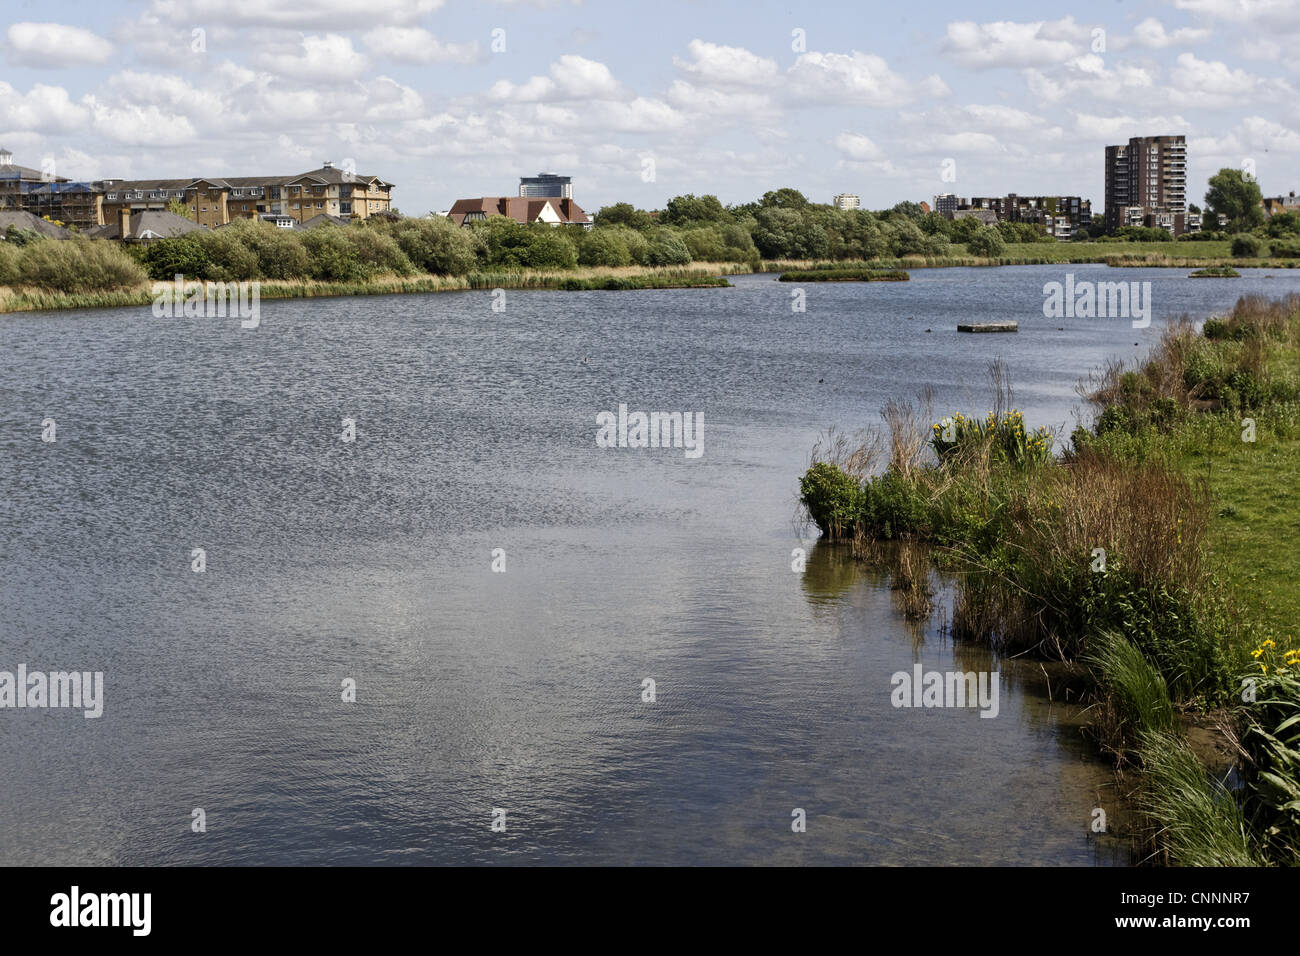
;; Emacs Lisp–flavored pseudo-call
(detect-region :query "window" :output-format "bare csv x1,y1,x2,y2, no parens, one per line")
292,203,299,209
340,202,351,214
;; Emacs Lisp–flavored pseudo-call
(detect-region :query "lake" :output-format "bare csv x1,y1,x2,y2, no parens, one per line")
3,264,1296,865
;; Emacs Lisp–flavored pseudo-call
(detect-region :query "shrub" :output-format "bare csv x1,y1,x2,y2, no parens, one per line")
194,229,259,281
1268,239,1300,259
18,238,147,290
577,228,632,267
233,221,311,279
3,225,41,246
385,217,477,275
1231,233,1262,257
299,228,370,281
142,234,211,281
644,231,691,266
799,462,869,538
620,227,650,265
342,227,415,276
473,217,578,269
965,226,1005,257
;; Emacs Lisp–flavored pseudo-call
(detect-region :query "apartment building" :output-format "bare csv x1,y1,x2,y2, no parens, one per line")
94,162,396,230
1262,191,1300,217
1104,135,1188,233
942,193,1092,238
832,193,860,210
933,193,961,216
0,147,105,230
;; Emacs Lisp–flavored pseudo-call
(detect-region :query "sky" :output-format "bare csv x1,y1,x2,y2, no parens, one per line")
1,0,1298,216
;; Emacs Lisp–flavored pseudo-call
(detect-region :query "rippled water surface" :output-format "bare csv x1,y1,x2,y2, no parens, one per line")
3,265,1297,864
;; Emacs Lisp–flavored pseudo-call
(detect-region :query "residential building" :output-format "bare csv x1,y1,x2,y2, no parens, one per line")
0,147,105,230
448,196,591,228
832,193,860,210
934,193,961,216
101,162,394,230
943,193,1092,238
519,173,572,199
1104,135,1187,233
1262,191,1300,217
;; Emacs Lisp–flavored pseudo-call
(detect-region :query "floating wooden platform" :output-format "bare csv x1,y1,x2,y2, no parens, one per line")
958,322,1018,333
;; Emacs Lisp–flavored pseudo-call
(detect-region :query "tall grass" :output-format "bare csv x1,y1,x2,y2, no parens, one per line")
1084,632,1177,754
1137,731,1262,866
0,260,740,314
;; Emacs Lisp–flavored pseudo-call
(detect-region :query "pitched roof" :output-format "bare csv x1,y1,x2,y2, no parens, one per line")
300,213,351,229
288,166,390,187
949,209,999,224
90,210,207,240
0,209,73,239
105,179,196,193
447,196,589,226
0,163,67,183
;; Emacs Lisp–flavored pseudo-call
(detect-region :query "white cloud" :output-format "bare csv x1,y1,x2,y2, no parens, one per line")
666,80,774,117
84,96,198,144
788,51,928,106
0,82,90,131
1072,111,1191,141
1168,53,1294,107
1024,59,1155,104
1172,0,1300,28
149,0,443,28
673,40,779,86
832,132,883,160
488,55,623,102
7,22,113,66
1239,37,1282,60
362,27,479,65
263,34,368,81
586,97,685,133
106,71,227,117
1238,115,1300,153
942,17,1090,69
1128,17,1210,49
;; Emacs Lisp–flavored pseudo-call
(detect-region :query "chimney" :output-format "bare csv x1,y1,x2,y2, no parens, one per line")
118,206,131,239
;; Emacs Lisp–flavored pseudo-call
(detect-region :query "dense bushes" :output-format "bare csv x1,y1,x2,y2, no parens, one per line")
13,238,146,290
644,231,691,266
233,221,312,279
965,226,1006,256
577,228,632,267
471,217,578,269
1231,233,1263,257
378,216,477,275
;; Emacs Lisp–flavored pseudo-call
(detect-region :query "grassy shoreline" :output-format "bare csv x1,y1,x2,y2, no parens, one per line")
0,262,743,315
799,295,1300,865
7,242,1299,316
